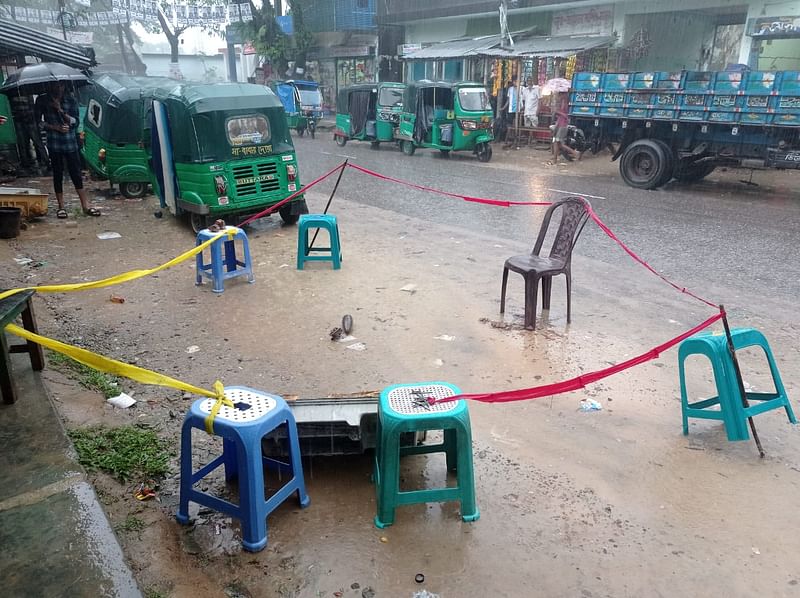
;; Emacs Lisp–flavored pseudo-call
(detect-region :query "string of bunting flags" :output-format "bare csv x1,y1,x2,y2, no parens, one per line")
0,1,252,28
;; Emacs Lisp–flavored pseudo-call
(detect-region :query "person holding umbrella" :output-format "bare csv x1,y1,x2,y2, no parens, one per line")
545,78,581,165
37,81,99,217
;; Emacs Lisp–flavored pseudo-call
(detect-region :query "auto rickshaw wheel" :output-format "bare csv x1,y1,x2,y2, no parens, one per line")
402,140,416,156
335,135,347,147
297,127,305,137
370,141,380,150
119,181,147,199
476,143,492,163
439,149,450,157
189,213,210,234
279,204,300,225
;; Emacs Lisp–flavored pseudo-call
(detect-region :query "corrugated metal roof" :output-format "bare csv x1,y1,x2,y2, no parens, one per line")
403,33,614,60
0,20,96,69
480,34,615,58
402,35,501,60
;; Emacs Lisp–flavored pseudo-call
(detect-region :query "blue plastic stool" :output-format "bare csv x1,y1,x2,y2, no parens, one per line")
297,214,341,270
678,328,796,441
373,382,479,528
195,226,254,293
176,386,310,552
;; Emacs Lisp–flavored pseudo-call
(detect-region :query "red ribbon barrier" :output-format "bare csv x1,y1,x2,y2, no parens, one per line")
347,162,717,310
237,162,346,228
347,163,551,207
584,205,719,309
432,312,723,404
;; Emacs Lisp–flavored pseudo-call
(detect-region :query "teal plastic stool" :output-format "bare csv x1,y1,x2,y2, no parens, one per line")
373,382,479,528
678,328,796,441
297,214,341,270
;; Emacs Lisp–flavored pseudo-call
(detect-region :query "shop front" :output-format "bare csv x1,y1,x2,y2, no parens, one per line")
745,15,800,70
310,45,376,115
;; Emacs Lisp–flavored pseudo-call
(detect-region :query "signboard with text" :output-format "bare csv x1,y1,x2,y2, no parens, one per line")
749,16,800,38
552,5,614,37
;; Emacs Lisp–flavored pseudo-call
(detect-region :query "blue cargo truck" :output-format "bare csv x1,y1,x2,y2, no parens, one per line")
569,70,800,189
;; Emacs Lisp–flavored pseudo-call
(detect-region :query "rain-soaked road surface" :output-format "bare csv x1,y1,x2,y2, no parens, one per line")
294,134,800,310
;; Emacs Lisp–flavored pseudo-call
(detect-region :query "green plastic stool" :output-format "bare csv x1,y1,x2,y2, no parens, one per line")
373,381,479,528
297,214,341,270
678,328,796,441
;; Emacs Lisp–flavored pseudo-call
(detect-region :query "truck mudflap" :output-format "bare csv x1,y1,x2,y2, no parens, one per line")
766,149,800,169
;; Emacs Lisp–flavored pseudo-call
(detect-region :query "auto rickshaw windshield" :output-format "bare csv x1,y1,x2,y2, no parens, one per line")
296,86,322,106
378,87,403,107
226,114,271,146
458,87,490,112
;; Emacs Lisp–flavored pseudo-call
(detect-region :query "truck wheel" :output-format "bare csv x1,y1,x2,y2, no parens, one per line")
370,141,380,150
674,160,716,182
335,134,347,147
620,139,669,189
119,181,147,199
402,140,416,156
279,199,308,225
651,139,675,186
189,213,210,234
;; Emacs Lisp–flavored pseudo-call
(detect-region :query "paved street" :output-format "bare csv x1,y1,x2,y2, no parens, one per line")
2,134,800,597
295,134,800,314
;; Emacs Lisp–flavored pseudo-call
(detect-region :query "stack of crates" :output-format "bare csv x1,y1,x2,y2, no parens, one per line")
569,70,800,127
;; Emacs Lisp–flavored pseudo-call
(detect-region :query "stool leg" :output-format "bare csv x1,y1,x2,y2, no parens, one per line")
761,344,797,424
374,424,401,529
455,419,479,522
285,415,310,508
237,439,268,552
222,438,238,482
297,223,307,270
678,353,690,436
0,332,16,404
195,241,204,286
224,239,237,273
332,223,341,269
210,239,225,293
444,428,457,472
21,299,44,371
176,419,194,524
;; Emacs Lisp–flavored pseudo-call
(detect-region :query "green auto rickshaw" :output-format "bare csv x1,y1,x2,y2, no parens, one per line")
150,83,307,232
334,82,405,149
271,80,323,138
81,73,176,198
396,81,494,162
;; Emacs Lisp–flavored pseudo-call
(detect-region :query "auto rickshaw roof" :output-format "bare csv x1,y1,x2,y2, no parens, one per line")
285,79,319,88
88,72,178,105
158,83,284,114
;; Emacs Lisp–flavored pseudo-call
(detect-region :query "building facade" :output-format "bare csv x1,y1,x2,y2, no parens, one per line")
305,0,379,111
378,0,800,82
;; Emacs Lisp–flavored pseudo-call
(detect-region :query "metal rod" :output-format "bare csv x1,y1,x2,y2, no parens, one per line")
308,160,348,252
720,304,765,458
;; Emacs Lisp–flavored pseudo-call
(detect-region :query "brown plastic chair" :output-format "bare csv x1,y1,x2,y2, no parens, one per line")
500,197,590,330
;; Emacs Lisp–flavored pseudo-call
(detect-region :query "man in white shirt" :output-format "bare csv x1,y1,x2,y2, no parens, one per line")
520,77,540,127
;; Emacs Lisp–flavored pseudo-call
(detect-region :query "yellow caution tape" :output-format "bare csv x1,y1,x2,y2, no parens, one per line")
0,228,235,302
5,323,230,434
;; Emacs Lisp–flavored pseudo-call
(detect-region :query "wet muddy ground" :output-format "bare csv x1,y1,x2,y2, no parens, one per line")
2,150,800,597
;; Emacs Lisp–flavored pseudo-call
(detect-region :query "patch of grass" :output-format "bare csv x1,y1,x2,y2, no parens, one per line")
144,589,168,598
67,425,171,482
116,514,146,533
47,349,121,398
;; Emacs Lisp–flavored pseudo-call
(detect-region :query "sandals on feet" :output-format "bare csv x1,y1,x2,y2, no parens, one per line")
56,208,68,219
84,207,102,217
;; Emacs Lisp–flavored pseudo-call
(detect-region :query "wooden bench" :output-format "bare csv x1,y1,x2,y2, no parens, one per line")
1,289,44,404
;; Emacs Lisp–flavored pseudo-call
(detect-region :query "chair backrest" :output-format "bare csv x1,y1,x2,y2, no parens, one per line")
532,197,591,261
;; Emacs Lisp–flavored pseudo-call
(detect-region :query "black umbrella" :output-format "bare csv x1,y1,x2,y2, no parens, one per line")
0,62,89,96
